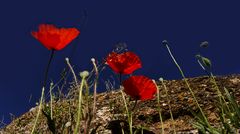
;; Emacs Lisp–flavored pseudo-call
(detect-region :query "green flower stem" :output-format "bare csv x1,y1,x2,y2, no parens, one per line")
84,80,89,105
65,58,78,85
210,72,229,109
120,90,133,134
50,82,54,120
83,80,91,134
164,43,212,129
31,87,45,134
91,58,98,119
197,56,230,121
210,72,230,122
31,50,55,134
159,78,176,134
197,58,230,112
154,80,164,134
119,73,122,86
43,50,55,88
74,74,87,134
131,100,138,112
121,128,125,134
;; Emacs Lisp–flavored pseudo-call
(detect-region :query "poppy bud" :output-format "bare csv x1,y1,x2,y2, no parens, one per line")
195,54,201,59
162,40,168,46
201,56,211,69
80,71,89,78
65,57,69,62
91,58,95,62
200,41,209,48
196,55,212,69
159,77,164,82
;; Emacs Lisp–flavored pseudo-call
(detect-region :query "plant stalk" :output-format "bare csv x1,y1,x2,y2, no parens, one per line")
164,43,212,129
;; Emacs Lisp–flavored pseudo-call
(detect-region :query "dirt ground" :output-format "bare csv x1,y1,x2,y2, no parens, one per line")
1,74,240,134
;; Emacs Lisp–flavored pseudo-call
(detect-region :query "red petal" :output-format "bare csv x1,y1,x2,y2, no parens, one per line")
31,24,80,50
106,51,142,74
123,75,157,101
55,28,80,50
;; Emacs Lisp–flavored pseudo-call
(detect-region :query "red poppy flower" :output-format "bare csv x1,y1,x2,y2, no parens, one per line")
106,52,142,74
31,24,80,50
122,75,157,101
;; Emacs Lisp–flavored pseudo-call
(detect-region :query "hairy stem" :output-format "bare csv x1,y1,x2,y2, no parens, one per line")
120,90,133,134
31,87,45,134
74,76,86,134
91,58,98,119
154,80,164,134
159,78,176,134
164,43,212,129
43,50,55,88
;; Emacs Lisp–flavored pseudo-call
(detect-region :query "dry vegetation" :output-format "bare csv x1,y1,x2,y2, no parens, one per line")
1,74,240,134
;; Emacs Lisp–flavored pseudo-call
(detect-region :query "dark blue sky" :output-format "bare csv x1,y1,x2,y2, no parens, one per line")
1,0,240,124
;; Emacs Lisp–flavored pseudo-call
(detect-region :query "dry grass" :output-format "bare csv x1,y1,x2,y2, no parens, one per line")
1,74,240,134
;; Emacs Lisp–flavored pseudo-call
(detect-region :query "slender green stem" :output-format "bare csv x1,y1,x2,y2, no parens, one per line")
197,56,230,120
120,91,128,114
164,43,212,129
83,80,91,134
120,90,133,134
91,58,98,119
119,73,133,134
197,58,229,112
66,58,86,134
84,80,89,104
74,75,87,134
196,59,210,76
43,50,55,88
131,100,138,112
31,50,55,133
50,82,54,120
121,127,125,134
65,58,78,85
210,72,230,123
154,80,164,134
129,112,133,134
159,78,176,134
210,73,229,110
31,87,45,134
119,73,122,86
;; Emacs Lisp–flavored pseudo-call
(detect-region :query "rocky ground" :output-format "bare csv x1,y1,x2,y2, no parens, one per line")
1,74,240,134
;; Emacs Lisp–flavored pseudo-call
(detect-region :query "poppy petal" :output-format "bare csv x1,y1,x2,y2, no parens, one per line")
31,24,80,50
123,75,157,101
106,51,142,74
